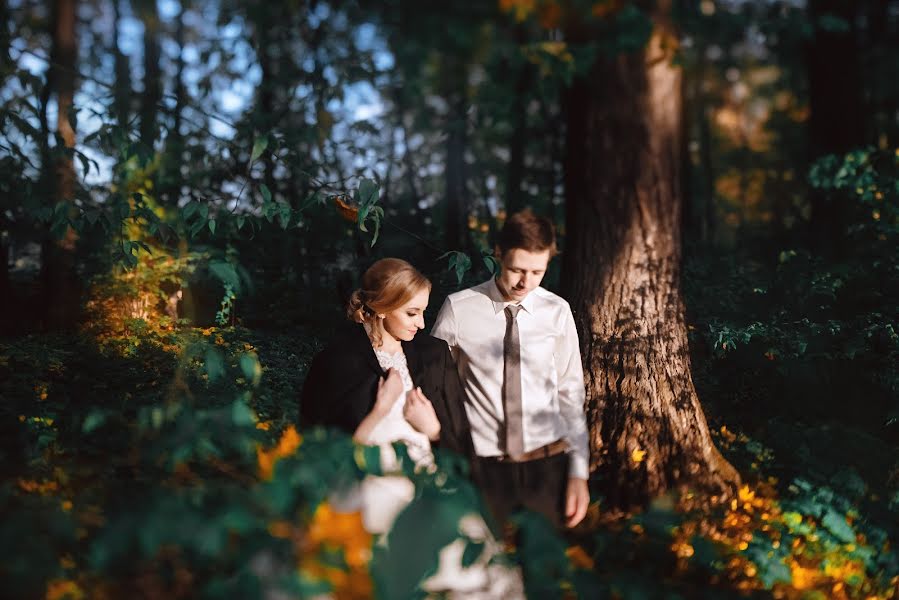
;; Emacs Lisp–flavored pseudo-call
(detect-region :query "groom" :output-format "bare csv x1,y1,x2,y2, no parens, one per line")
431,209,589,529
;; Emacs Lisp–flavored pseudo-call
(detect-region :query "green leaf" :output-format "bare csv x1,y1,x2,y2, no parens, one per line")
251,135,268,162
439,251,473,284
357,204,371,230
357,178,379,208
84,209,100,225
209,261,241,291
239,353,262,386
208,219,216,235
278,203,292,229
236,215,246,230
482,253,499,275
190,218,206,238
183,201,199,219
461,540,486,568
77,151,91,177
818,14,850,33
231,399,258,427
82,410,107,433
821,510,855,543
205,348,225,382
260,184,272,204
368,206,384,247
783,512,803,529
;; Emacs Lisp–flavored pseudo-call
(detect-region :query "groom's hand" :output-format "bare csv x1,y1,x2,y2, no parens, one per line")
565,477,589,528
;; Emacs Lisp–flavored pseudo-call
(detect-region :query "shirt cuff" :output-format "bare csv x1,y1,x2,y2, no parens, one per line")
567,450,589,480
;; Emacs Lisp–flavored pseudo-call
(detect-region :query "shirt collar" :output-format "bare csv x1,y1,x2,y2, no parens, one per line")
487,278,538,315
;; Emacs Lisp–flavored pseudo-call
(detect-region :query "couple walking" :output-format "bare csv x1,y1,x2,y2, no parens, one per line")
300,209,589,538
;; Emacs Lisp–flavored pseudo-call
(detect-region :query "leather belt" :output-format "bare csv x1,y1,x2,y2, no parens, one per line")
489,439,568,463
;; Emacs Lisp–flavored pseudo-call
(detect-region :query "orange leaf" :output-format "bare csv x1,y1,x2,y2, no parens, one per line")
334,196,359,222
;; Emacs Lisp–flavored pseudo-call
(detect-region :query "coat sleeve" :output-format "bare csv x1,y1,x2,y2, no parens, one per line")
299,349,378,435
434,340,475,461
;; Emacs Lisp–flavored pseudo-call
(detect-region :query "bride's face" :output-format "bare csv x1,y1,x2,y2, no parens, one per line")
381,287,430,343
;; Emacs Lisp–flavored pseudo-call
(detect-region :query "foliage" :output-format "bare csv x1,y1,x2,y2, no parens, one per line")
687,148,899,432
3,308,898,599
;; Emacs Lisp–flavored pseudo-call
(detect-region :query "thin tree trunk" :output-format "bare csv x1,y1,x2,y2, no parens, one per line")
0,0,11,307
864,0,895,146
163,0,187,207
0,224,9,304
138,0,161,151
506,28,533,215
805,0,863,250
41,0,80,329
444,97,468,252
562,6,739,510
112,0,130,135
680,44,714,245
393,85,428,231
1,0,11,75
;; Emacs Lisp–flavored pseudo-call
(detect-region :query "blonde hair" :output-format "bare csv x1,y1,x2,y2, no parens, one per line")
346,258,431,348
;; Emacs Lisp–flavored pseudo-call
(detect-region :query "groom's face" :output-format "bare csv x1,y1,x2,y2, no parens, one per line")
495,248,551,303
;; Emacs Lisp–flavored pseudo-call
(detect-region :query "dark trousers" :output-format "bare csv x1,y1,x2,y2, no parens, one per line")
473,452,569,531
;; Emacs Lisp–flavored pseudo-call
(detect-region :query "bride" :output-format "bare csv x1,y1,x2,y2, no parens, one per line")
300,258,522,597
300,258,473,532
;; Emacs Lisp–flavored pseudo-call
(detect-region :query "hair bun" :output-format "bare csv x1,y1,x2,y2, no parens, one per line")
346,289,367,323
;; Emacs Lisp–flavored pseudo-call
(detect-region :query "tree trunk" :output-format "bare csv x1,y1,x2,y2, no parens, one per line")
864,0,895,147
162,0,186,207
138,0,161,151
805,0,863,249
112,0,131,135
40,0,80,329
506,26,533,215
561,7,739,510
1,0,10,74
680,43,714,246
444,96,468,252
0,226,10,305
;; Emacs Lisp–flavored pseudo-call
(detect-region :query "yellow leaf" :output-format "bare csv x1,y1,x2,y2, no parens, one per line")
257,426,302,480
499,0,536,22
45,579,84,600
566,545,594,569
737,485,755,503
268,520,293,539
631,448,646,464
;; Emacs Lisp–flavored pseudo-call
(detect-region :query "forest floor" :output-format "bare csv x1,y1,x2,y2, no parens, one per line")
2,272,898,598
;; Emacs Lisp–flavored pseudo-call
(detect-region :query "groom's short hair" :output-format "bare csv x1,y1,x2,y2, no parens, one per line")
497,208,558,257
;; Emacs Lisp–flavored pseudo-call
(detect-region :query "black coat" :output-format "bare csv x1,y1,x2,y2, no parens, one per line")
299,324,475,459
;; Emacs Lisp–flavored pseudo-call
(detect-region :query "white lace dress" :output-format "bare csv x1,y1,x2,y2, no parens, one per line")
354,348,433,534
330,346,525,599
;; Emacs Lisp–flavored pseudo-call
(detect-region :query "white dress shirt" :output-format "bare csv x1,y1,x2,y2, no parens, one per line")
431,279,589,480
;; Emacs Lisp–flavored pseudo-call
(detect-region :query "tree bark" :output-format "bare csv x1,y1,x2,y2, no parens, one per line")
561,7,739,510
40,0,81,329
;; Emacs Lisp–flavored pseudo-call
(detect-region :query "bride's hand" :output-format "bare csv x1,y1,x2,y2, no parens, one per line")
373,368,404,417
403,387,441,441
